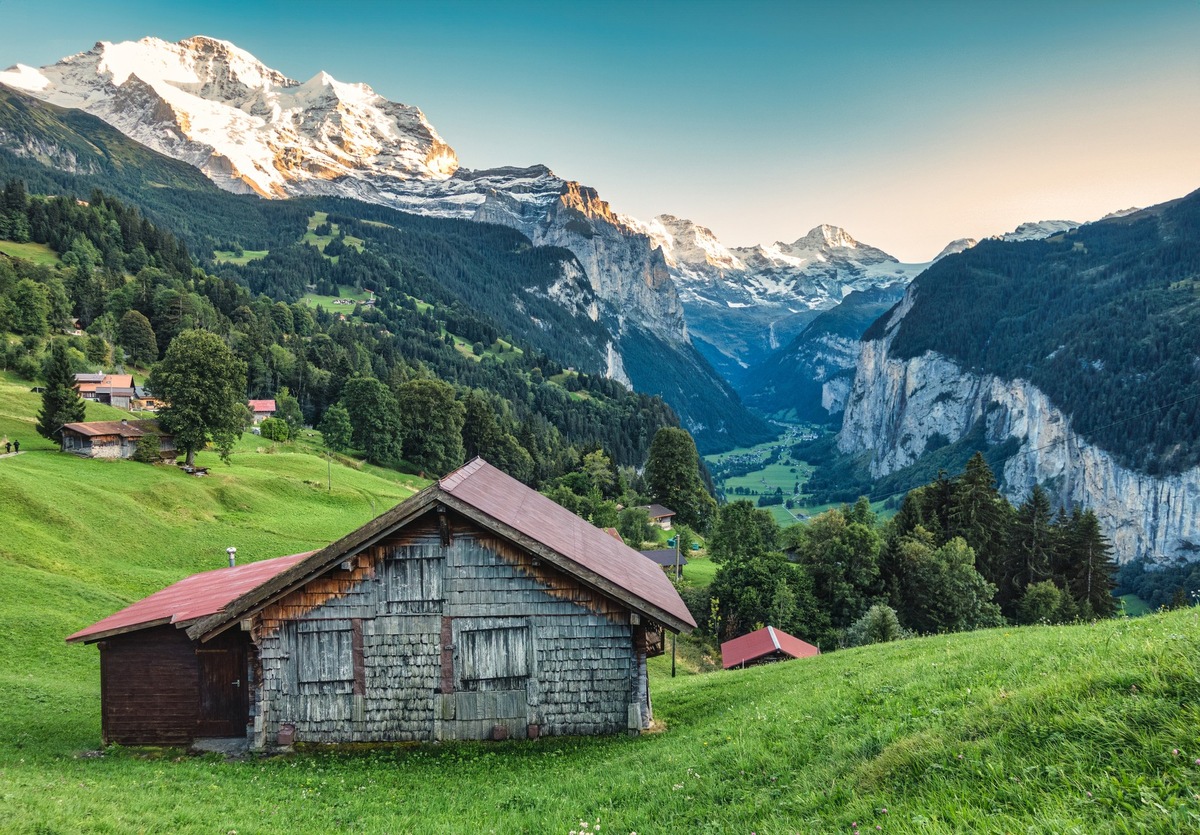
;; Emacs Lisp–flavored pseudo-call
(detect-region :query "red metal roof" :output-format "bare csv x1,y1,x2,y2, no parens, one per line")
66,552,313,644
721,626,820,669
440,459,697,629
248,399,276,413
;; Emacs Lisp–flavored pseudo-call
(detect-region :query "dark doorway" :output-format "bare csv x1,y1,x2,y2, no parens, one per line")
196,638,248,737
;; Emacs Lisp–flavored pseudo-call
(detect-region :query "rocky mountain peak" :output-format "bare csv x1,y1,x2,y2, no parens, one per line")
796,223,860,250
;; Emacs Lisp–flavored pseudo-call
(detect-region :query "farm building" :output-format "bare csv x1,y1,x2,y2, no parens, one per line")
639,548,688,576
67,458,695,748
59,419,176,460
721,626,820,669
74,373,136,409
640,504,676,530
248,399,276,424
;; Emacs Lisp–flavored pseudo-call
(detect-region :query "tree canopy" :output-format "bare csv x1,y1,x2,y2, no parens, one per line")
151,328,247,465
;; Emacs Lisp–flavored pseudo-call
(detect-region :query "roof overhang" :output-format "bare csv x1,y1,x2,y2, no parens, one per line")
187,483,693,642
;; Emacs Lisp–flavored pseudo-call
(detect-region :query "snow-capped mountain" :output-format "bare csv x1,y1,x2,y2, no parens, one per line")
0,35,767,445
0,36,457,197
621,213,929,380
0,35,692,346
997,219,1079,242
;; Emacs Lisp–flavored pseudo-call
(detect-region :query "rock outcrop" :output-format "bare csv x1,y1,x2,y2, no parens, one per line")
838,290,1200,564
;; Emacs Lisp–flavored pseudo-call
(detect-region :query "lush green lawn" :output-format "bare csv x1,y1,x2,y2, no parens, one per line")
1120,593,1153,617
302,210,364,261
4,372,1199,832
212,248,269,264
0,239,61,266
300,286,373,313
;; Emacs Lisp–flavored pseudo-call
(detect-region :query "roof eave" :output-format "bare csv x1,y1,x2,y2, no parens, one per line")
66,616,174,644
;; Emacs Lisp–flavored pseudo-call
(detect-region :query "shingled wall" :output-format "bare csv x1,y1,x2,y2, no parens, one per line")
251,513,645,747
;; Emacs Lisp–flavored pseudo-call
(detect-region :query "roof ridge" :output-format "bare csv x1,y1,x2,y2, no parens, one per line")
439,456,485,491
767,625,781,651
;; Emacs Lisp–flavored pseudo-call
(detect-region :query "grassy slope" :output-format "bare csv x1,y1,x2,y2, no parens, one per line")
2,374,1199,832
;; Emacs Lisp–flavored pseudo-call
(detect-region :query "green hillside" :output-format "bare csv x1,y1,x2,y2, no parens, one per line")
2,377,1198,832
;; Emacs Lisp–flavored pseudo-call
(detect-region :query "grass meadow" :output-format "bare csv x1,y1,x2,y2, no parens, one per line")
1,373,1197,832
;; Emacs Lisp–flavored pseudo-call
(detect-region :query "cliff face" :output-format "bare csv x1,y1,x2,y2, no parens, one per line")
838,293,1200,564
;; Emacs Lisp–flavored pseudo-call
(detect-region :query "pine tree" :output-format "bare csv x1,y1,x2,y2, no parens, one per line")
1062,509,1118,617
36,341,86,440
948,452,1011,588
1004,484,1055,613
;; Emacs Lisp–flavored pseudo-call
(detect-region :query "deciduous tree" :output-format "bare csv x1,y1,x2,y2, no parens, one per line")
151,329,247,466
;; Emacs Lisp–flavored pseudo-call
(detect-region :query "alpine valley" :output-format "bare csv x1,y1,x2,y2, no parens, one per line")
2,35,1198,565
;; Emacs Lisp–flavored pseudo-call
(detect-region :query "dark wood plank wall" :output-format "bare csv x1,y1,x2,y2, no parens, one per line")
252,512,643,746
99,625,200,745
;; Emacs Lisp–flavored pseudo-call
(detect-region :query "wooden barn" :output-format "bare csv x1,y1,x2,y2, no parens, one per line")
67,458,695,748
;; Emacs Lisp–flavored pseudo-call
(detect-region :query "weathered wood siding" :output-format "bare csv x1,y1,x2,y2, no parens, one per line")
252,513,644,746
98,625,199,745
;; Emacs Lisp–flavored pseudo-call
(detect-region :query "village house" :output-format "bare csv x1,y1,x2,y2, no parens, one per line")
248,399,277,424
720,626,820,669
131,385,164,412
59,419,176,460
640,504,677,531
74,373,136,409
66,459,695,749
639,547,688,578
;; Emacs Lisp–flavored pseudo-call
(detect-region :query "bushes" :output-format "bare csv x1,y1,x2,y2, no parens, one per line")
258,417,289,442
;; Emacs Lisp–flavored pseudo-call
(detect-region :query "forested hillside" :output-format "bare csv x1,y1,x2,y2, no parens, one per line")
0,181,676,481
0,85,770,452
868,190,1200,475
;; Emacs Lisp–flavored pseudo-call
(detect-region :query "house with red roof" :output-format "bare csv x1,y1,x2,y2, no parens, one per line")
720,625,820,669
247,399,276,424
68,458,695,748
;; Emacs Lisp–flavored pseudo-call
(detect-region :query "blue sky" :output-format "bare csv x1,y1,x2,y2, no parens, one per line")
1,0,1197,260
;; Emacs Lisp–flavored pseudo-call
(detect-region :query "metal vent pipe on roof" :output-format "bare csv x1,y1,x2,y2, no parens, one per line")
227,546,237,568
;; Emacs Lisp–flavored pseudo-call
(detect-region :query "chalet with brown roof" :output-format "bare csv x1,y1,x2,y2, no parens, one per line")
59,419,176,460
720,625,820,669
640,504,677,530
67,458,695,748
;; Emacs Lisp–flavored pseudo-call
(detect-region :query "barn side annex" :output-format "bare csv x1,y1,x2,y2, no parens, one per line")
67,458,696,748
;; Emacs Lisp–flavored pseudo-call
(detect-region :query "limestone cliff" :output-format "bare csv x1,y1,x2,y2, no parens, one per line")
839,289,1200,564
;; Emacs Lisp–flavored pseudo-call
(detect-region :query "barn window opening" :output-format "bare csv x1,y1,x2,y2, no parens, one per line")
458,624,530,692
296,620,353,688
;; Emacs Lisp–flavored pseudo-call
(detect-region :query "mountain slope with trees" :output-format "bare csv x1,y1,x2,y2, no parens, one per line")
0,85,770,452
867,189,1200,475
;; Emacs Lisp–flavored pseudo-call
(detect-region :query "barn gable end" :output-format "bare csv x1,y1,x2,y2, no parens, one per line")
248,513,646,746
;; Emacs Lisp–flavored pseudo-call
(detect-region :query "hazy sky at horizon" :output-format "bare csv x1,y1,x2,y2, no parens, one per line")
1,0,1197,261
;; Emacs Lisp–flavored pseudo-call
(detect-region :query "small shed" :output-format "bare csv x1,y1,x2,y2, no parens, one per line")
721,626,820,669
68,458,695,748
248,399,276,424
641,504,677,530
59,419,176,460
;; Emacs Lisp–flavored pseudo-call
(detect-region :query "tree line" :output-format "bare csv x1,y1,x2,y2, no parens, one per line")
684,452,1117,651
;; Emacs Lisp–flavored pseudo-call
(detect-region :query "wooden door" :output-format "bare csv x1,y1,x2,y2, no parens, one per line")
196,643,248,737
